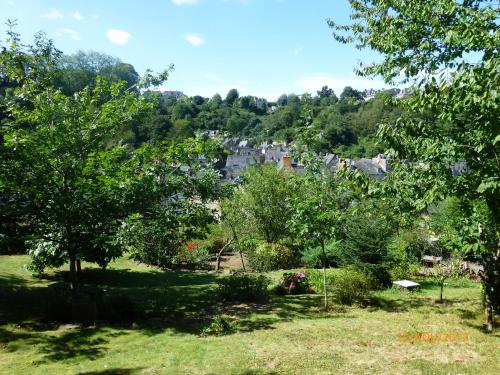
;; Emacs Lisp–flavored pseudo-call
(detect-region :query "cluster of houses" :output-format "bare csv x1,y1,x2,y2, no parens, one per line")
219,137,392,181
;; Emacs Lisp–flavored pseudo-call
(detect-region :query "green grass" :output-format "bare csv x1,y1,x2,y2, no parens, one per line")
1,255,499,375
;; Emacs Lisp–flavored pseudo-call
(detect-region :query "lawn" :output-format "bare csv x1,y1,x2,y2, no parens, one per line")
0,255,499,375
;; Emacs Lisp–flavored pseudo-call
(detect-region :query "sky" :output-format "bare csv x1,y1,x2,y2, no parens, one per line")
0,0,388,100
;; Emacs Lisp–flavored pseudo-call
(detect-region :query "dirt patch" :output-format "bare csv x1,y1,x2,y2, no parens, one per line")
210,251,248,272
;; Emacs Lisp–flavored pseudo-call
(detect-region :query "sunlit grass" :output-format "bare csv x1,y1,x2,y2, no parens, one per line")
1,255,499,375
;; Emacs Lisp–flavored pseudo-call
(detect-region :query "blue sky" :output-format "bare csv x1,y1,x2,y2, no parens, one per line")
0,0,387,100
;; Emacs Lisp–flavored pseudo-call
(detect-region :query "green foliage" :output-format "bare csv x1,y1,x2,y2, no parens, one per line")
386,228,429,280
221,164,296,244
300,241,340,268
0,30,220,287
217,272,270,302
330,0,499,329
201,315,233,336
53,50,140,96
247,242,295,271
336,213,395,287
309,268,376,306
428,197,470,258
173,245,211,270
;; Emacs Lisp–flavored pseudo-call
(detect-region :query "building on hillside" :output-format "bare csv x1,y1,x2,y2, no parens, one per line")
160,90,185,100
262,144,289,163
335,154,390,179
278,154,305,174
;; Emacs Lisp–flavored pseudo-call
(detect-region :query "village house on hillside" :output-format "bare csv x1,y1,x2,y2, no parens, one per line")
221,137,469,182
221,138,391,181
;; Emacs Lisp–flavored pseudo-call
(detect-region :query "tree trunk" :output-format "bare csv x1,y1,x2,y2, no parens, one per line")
76,259,82,277
215,240,232,272
69,254,78,292
239,250,246,272
484,194,499,332
322,240,328,310
482,256,495,332
440,279,444,303
230,225,245,272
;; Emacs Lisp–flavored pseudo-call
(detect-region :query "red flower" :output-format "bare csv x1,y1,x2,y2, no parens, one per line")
186,241,197,251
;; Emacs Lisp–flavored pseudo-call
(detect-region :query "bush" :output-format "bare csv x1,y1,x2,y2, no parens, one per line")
173,242,211,270
217,272,270,302
335,215,395,287
247,242,295,271
308,269,376,306
277,272,312,295
201,315,233,336
387,228,429,280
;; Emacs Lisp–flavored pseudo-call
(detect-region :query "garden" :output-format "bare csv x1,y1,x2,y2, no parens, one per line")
1,254,499,375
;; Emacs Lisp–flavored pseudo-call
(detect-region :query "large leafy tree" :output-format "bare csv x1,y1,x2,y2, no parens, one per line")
221,164,296,244
330,0,499,330
0,30,220,291
53,50,140,96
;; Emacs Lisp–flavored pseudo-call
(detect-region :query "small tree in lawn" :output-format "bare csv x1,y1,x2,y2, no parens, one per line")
288,150,353,309
288,96,356,309
433,260,460,304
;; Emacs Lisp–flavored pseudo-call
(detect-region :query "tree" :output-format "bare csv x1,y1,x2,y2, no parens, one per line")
317,85,334,99
0,29,208,293
221,164,296,244
276,94,288,107
120,139,226,269
225,88,239,106
53,50,139,95
339,86,363,102
433,260,460,304
289,168,350,309
330,0,499,330
336,210,396,287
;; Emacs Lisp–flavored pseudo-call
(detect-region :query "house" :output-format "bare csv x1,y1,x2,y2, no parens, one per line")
278,155,305,174
160,90,185,100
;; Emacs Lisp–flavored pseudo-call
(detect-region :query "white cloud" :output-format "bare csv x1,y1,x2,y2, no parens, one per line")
293,46,304,55
171,0,199,5
57,28,81,41
72,11,84,21
41,9,64,19
184,33,205,46
106,29,132,45
7,1,15,6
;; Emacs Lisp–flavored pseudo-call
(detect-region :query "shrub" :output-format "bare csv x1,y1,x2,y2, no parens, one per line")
387,228,429,280
309,269,376,306
335,215,395,287
174,243,211,270
201,315,233,336
247,242,295,271
277,272,312,295
217,271,270,302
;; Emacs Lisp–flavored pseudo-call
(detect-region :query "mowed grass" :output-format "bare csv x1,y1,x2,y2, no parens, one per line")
0,255,499,375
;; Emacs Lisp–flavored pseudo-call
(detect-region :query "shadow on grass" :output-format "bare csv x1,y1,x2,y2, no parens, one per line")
234,370,281,375
77,369,144,375
2,263,494,366
0,325,127,363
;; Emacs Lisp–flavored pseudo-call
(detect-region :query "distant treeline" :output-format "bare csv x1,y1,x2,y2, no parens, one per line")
0,50,408,159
